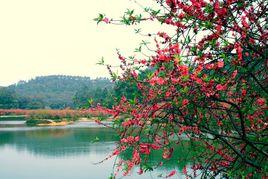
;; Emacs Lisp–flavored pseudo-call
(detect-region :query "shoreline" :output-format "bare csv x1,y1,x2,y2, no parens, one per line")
0,115,114,127
30,117,113,127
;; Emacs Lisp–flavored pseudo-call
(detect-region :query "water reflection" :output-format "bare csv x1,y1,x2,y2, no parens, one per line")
0,127,118,157
0,123,194,179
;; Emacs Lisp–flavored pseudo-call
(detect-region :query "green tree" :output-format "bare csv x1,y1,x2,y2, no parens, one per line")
0,88,18,109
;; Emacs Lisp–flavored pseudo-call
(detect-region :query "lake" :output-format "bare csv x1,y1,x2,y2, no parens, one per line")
0,121,192,179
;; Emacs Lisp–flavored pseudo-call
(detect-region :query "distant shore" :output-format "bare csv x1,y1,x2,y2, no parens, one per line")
0,108,114,127
36,117,113,127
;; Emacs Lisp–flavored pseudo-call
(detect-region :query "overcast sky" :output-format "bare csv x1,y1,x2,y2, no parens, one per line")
0,0,159,86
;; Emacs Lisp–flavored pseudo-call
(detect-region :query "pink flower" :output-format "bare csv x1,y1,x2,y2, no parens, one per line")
217,61,224,68
132,149,141,164
137,168,143,175
166,0,176,9
171,77,180,84
112,149,120,156
121,136,140,144
183,166,187,175
182,99,189,106
256,98,265,106
120,138,128,143
102,17,110,24
214,1,227,18
178,65,189,76
140,59,147,64
206,63,215,70
216,84,226,91
242,16,250,29
166,91,172,97
232,70,238,79
235,42,243,61
241,89,247,96
151,144,161,150
139,143,151,155
166,170,176,178
159,54,171,61
135,136,140,142
150,77,165,86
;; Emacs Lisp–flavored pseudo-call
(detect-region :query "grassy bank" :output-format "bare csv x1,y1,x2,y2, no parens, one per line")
0,108,113,126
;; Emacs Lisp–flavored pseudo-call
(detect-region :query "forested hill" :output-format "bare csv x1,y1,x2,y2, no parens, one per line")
2,75,113,109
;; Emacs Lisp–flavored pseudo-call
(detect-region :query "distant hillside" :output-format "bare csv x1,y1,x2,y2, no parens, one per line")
7,75,113,109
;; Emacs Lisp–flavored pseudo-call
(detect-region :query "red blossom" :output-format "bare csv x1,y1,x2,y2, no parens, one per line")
97,0,267,177
182,99,189,106
216,84,226,91
150,77,165,86
256,98,265,106
112,149,120,156
235,42,243,61
241,89,247,96
132,149,141,164
178,65,189,76
139,143,151,155
151,144,161,150
165,170,176,178
137,168,143,175
102,17,110,24
242,16,250,29
183,166,187,175
217,61,224,68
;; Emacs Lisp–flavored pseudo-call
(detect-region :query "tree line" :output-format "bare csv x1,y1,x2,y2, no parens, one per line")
0,75,128,109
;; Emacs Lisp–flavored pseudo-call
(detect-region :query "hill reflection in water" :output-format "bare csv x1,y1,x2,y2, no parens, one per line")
0,127,118,157
0,124,198,179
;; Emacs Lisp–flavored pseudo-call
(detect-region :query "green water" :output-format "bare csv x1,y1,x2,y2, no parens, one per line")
0,121,193,179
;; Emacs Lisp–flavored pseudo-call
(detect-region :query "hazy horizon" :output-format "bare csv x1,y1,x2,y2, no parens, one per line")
0,74,112,87
0,0,159,86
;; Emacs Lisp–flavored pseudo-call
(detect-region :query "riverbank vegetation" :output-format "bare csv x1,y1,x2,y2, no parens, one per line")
0,108,113,126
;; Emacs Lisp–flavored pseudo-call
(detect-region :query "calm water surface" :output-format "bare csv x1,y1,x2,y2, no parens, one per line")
0,121,190,179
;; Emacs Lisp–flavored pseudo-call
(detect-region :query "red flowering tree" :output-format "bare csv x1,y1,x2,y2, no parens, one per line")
96,0,267,178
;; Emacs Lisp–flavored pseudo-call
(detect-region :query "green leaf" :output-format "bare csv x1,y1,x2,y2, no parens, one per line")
140,40,150,46
129,97,136,105
185,36,191,44
121,16,131,25
209,39,217,47
134,46,142,52
191,46,197,53
125,9,134,16
88,98,93,105
135,14,142,23
173,54,181,63
204,4,213,14
94,14,104,24
134,28,141,34
144,7,150,12
142,164,153,172
180,86,189,93
96,57,105,65
128,56,135,60
204,21,213,29
111,72,118,80
151,9,160,16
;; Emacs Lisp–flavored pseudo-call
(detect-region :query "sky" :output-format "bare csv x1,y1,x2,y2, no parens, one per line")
0,0,158,86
